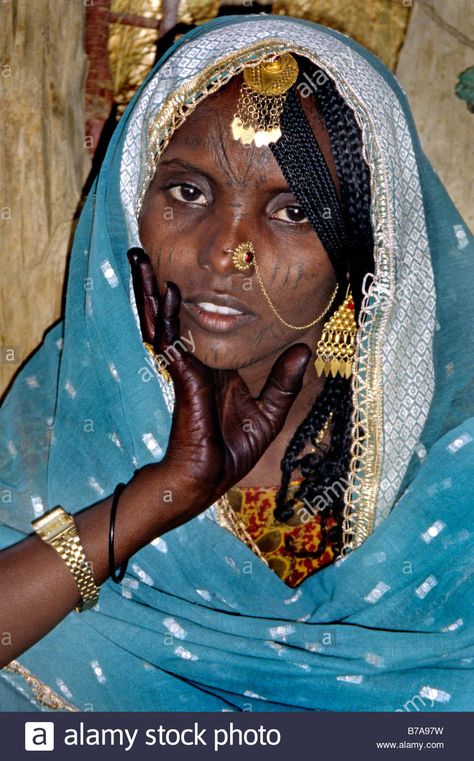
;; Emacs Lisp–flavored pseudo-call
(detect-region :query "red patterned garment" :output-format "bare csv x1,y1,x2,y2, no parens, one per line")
225,479,339,588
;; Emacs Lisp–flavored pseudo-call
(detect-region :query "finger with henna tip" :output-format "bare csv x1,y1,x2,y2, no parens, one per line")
159,281,182,349
138,257,160,344
127,248,145,267
257,344,311,424
127,248,159,344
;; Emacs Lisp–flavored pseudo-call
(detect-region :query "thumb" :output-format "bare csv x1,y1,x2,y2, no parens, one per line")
257,344,311,434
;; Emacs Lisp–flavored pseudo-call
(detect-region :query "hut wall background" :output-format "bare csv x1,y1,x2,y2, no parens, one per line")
396,0,474,231
0,0,90,395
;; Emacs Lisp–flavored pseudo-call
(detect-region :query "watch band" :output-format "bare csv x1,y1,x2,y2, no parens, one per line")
32,507,99,612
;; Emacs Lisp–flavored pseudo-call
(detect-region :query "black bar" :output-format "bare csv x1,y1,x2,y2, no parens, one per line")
3,711,470,759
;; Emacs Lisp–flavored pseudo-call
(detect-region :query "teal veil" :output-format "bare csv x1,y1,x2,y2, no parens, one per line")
1,15,473,712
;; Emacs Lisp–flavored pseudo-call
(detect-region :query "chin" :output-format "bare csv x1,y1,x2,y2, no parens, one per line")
192,338,262,370
196,349,249,371
196,343,281,373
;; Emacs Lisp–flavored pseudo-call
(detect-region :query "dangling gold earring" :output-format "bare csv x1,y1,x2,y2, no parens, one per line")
314,287,357,379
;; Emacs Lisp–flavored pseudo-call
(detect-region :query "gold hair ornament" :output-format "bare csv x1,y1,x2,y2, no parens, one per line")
314,288,357,379
231,53,299,147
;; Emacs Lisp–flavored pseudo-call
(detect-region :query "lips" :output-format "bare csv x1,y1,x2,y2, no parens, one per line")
183,292,256,334
195,301,243,316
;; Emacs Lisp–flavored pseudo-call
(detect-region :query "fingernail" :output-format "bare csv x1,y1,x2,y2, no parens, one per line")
127,247,146,265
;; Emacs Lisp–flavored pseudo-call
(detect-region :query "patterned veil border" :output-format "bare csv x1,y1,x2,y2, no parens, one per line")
3,661,78,712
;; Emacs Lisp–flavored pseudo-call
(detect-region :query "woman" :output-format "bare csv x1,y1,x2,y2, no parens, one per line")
0,14,473,712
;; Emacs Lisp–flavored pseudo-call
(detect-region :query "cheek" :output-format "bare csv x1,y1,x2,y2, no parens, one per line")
139,200,187,278
258,235,336,303
138,196,159,252
296,256,334,297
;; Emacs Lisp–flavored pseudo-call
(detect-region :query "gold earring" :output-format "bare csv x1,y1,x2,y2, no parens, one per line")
314,288,357,379
231,241,255,272
231,53,299,147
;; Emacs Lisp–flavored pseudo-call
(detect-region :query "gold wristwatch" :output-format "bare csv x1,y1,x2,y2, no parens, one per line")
32,507,99,612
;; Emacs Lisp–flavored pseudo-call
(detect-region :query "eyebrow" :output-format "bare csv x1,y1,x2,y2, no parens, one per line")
267,187,296,196
159,157,213,181
159,158,296,197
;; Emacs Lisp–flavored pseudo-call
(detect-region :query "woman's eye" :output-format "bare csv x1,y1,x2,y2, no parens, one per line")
272,205,309,223
167,183,207,205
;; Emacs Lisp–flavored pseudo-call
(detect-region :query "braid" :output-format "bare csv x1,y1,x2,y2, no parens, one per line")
273,60,374,551
275,376,341,521
310,61,374,310
271,87,348,280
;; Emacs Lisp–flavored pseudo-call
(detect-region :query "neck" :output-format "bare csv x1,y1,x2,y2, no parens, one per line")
238,342,325,430
234,347,325,488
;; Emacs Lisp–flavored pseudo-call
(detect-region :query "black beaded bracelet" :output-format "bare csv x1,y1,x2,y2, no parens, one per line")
109,482,128,583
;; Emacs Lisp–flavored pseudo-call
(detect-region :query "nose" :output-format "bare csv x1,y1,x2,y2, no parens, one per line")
198,247,234,276
197,221,255,276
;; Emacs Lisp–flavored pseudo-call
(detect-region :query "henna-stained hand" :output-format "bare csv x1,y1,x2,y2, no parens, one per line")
128,248,311,514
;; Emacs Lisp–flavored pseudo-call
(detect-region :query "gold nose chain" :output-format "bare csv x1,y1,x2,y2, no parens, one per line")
227,240,339,331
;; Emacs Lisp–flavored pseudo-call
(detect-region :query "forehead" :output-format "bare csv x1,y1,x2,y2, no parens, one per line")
158,73,336,183
160,78,244,156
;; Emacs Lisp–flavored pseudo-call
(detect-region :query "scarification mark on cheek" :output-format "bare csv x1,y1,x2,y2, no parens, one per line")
150,244,164,275
281,263,292,289
293,260,305,289
270,323,285,340
253,327,266,347
270,259,280,284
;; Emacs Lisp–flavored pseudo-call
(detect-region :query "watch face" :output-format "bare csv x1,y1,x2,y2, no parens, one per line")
49,516,70,535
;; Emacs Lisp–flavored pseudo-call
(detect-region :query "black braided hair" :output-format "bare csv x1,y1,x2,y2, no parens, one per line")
271,85,348,280
271,60,374,554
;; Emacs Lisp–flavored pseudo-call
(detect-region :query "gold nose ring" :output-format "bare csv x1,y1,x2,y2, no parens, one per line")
226,241,255,272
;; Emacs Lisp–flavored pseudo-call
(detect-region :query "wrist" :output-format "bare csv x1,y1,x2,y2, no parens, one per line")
142,460,211,530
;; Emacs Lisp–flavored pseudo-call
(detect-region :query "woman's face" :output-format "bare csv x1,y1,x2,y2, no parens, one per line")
139,77,338,370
